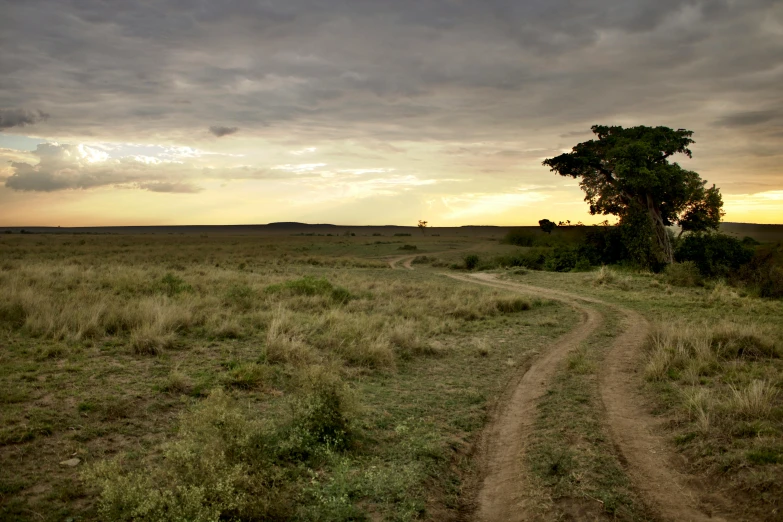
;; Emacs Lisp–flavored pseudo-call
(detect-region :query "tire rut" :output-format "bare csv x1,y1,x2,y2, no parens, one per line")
457,273,733,522
447,273,602,521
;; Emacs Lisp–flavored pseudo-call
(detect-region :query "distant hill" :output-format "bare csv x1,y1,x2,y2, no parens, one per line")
1,221,781,242
720,223,783,243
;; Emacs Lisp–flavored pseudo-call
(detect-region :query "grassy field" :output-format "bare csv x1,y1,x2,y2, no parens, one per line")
0,233,571,521
0,231,781,521
502,267,783,519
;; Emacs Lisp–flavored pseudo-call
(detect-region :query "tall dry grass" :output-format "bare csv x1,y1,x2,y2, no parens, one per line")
645,320,781,426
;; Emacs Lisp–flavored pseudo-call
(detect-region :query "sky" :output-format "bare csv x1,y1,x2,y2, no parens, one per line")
1,0,781,227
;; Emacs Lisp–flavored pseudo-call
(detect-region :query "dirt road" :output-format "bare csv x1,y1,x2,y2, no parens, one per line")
446,272,733,522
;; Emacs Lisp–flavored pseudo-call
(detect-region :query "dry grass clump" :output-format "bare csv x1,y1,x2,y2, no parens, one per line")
388,321,442,359
707,280,741,304
495,297,531,313
225,363,275,390
313,310,397,369
162,369,192,394
264,308,319,367
681,387,713,435
130,325,176,356
728,380,779,419
473,338,491,357
646,317,782,503
646,320,781,430
645,321,778,382
592,266,617,285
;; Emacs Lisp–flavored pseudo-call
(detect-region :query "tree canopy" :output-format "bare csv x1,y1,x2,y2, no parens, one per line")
543,125,724,265
538,219,557,234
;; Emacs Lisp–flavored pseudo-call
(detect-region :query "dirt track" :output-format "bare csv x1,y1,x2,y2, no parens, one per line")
387,254,415,270
448,273,602,521
441,271,735,521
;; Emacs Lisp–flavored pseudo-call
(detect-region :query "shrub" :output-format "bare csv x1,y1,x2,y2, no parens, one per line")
277,367,356,458
411,255,435,265
665,261,702,287
157,273,192,297
675,232,754,278
503,229,536,247
398,244,417,251
493,248,548,270
736,244,783,298
84,389,290,521
265,276,353,304
464,255,479,270
543,246,579,272
495,297,531,313
0,301,26,329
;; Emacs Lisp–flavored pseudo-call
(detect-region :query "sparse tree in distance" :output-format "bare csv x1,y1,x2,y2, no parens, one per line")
417,220,428,235
543,125,724,265
538,219,557,234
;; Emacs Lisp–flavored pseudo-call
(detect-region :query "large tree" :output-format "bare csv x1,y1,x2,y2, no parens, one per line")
543,125,724,264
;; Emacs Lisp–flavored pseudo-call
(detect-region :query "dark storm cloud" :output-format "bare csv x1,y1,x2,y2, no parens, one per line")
0,0,781,147
0,109,49,129
714,110,782,128
209,125,239,137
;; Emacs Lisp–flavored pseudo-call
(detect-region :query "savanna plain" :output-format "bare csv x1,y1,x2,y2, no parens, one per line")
0,227,781,521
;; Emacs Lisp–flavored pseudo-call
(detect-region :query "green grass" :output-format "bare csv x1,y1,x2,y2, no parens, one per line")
0,233,570,521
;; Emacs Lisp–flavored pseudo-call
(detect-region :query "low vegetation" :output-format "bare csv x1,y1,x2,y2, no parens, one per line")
643,321,783,511
0,233,564,521
505,267,783,519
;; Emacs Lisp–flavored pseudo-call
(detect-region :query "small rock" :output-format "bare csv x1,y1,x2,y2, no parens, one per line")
59,458,80,467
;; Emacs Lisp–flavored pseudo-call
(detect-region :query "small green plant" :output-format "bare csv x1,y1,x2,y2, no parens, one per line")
157,273,192,297
464,254,479,270
265,276,353,303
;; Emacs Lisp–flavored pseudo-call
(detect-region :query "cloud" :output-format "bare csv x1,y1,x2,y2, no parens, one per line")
209,125,239,137
0,1,782,224
4,143,198,192
138,181,203,193
0,109,49,129
1,0,780,144
714,110,781,128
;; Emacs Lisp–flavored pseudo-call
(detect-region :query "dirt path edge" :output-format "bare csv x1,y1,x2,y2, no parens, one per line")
463,273,733,522
447,273,603,521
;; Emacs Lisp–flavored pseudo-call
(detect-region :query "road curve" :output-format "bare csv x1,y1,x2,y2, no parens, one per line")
448,273,603,521
453,272,732,522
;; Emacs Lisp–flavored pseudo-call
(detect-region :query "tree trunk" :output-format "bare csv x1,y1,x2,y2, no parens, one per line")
645,194,674,264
